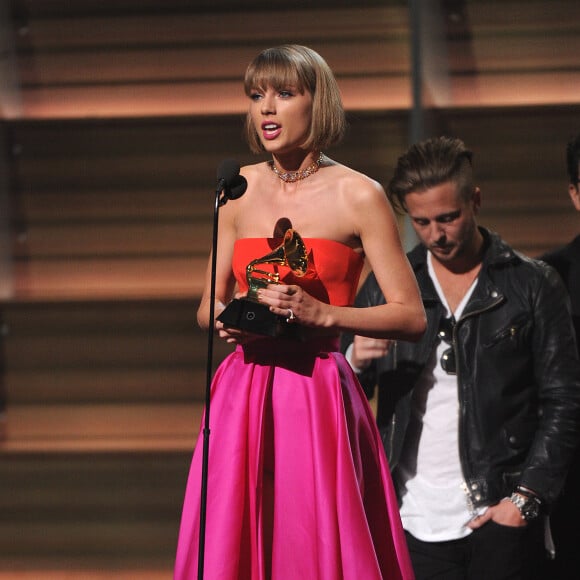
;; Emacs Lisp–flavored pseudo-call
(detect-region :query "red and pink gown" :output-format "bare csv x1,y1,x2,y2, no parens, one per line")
174,238,414,580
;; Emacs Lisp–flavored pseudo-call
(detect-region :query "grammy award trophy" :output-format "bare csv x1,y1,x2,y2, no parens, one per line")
217,229,308,337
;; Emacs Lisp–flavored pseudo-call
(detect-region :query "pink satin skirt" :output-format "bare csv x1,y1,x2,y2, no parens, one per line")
174,338,413,579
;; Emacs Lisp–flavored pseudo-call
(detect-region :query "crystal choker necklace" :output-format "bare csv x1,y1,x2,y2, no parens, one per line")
268,152,324,183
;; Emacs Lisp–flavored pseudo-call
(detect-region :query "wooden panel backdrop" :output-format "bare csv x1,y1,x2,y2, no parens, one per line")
0,0,579,575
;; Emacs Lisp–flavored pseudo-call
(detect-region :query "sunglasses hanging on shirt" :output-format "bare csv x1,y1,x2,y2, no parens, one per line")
437,316,457,375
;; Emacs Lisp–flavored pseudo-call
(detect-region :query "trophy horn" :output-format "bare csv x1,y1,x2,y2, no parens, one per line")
246,229,308,296
280,228,308,276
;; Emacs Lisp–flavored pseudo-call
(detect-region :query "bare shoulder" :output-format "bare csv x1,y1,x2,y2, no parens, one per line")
229,161,268,203
327,160,387,207
240,160,266,180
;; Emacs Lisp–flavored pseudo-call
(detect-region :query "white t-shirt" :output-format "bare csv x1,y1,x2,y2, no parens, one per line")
397,252,482,542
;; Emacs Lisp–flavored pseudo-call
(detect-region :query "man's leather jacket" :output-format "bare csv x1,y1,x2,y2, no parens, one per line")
345,228,580,509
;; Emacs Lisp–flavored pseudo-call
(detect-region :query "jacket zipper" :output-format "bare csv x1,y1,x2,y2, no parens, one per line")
455,293,503,507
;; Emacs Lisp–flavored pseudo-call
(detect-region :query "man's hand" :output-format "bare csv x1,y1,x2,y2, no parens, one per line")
351,335,392,371
468,499,527,529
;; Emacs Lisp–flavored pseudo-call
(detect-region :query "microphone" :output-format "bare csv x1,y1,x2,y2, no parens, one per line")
216,159,248,204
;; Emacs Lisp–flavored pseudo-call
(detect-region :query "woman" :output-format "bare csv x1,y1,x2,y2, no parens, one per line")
175,45,425,579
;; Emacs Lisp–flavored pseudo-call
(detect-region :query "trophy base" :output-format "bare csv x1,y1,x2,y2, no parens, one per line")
217,298,289,337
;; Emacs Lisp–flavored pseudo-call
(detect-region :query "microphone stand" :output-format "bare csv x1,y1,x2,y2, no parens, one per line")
198,178,228,580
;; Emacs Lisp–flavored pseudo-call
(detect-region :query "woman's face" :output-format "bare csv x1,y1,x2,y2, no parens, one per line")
248,84,313,155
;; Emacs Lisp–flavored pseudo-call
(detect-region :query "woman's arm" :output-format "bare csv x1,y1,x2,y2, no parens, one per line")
196,199,238,331
257,175,426,341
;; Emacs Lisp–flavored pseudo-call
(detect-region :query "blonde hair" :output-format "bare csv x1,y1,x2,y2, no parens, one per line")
243,45,346,154
388,136,475,213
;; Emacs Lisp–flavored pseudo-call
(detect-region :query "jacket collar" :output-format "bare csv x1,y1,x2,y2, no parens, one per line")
408,227,515,316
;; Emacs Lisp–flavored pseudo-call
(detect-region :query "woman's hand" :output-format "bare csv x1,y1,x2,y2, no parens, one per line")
257,284,325,327
214,291,261,345
215,320,259,345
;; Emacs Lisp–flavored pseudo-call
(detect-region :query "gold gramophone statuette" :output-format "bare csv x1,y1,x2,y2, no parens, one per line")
246,228,308,299
217,229,308,337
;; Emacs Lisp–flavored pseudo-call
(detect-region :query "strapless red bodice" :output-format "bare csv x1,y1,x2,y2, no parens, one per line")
232,238,365,307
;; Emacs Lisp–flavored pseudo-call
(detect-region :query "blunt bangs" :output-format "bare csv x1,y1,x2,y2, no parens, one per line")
244,48,316,97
